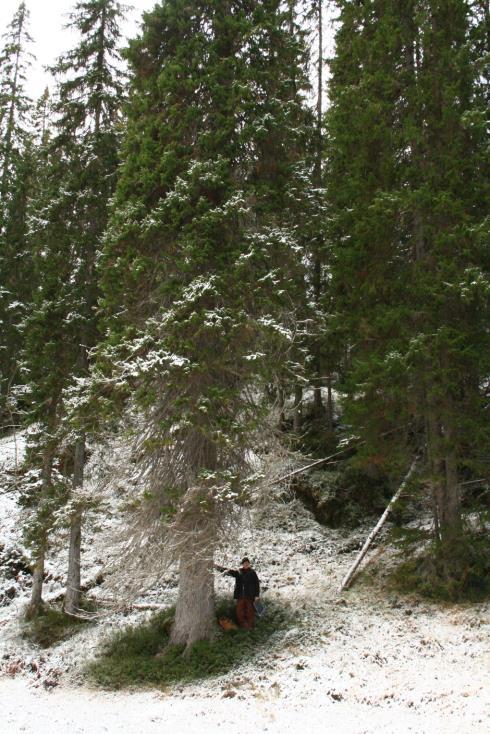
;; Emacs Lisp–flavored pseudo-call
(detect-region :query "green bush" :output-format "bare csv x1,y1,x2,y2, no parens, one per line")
388,527,490,602
87,597,295,689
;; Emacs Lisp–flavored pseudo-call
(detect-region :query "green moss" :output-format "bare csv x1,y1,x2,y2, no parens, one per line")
22,604,93,647
87,598,296,690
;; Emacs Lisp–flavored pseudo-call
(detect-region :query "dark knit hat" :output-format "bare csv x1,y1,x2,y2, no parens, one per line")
241,557,250,564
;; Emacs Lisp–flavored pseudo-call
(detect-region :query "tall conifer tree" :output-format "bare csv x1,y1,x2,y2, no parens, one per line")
0,1,35,426
327,0,489,580
99,0,309,648
22,0,125,616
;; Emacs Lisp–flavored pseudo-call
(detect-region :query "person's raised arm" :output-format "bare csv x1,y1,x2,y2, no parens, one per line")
214,564,239,578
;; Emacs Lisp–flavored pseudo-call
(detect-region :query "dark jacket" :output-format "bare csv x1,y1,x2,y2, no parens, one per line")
217,566,260,600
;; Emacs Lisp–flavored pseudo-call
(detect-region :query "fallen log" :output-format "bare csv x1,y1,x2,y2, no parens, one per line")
338,457,419,593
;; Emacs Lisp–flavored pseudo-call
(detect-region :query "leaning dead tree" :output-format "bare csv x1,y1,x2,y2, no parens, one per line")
339,457,420,593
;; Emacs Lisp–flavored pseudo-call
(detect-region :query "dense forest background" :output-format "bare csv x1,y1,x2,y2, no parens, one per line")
0,0,488,649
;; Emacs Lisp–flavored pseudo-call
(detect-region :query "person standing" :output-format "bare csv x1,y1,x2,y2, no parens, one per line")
215,557,260,629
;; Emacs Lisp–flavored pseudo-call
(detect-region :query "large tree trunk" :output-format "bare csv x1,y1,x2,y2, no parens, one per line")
169,436,218,653
169,550,216,652
64,434,85,614
25,545,45,620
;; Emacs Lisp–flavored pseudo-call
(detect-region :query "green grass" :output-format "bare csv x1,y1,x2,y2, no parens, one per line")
22,604,93,647
87,597,296,690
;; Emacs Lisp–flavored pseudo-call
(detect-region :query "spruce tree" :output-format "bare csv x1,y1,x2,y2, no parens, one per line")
327,0,489,582
53,0,125,615
406,0,490,550
0,1,35,426
22,0,125,616
98,0,309,648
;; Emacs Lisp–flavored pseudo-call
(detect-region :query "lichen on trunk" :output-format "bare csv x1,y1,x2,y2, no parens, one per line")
169,550,216,651
167,475,219,653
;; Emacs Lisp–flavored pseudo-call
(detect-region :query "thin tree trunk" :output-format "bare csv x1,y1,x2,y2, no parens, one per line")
443,406,461,536
25,544,45,619
293,383,302,434
440,413,461,539
443,448,461,535
426,404,462,543
326,373,334,433
313,380,324,417
311,0,324,419
426,405,443,541
277,384,286,429
65,510,82,612
64,433,85,614
25,437,56,619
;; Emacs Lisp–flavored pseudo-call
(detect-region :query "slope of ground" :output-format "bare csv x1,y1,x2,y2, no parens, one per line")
0,432,489,733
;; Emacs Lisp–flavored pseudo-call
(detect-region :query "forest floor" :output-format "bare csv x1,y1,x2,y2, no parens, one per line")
0,432,489,734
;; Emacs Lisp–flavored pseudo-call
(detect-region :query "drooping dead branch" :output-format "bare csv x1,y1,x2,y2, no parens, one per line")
269,446,356,485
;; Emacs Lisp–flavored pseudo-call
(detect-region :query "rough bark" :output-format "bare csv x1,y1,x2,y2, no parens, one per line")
25,545,45,619
65,510,82,613
169,551,216,652
64,434,85,614
167,434,219,652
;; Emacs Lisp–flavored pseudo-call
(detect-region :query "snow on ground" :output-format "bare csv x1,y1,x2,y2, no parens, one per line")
1,432,489,733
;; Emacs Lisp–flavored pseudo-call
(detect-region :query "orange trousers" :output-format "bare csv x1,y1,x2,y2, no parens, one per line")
236,598,255,629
